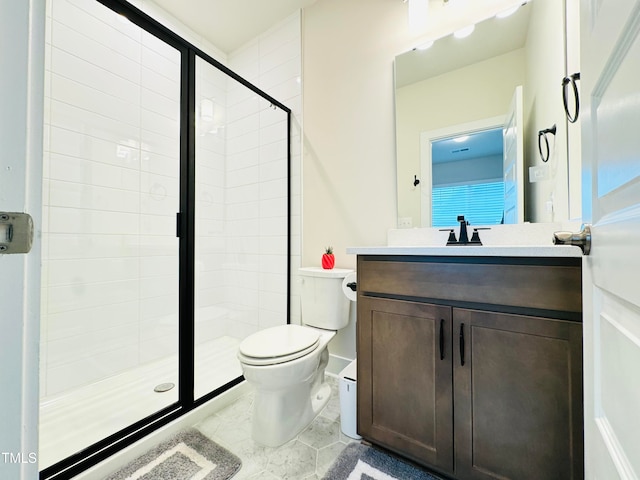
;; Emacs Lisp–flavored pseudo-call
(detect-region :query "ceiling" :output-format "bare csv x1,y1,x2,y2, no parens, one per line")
148,0,530,55
432,128,504,164
148,0,317,53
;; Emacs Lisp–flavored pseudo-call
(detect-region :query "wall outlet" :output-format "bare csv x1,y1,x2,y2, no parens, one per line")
398,217,413,228
529,164,551,183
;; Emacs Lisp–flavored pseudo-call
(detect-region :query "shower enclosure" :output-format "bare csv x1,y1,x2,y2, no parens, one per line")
39,0,290,477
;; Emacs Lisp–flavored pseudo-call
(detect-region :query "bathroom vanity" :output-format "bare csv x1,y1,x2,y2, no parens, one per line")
351,247,583,480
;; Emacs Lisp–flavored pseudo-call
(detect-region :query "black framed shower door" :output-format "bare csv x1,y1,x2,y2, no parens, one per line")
40,0,291,478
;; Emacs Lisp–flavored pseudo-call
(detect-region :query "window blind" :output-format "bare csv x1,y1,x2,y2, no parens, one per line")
432,181,504,227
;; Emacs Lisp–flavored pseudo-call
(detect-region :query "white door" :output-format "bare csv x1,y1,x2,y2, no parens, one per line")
502,85,524,224
0,1,45,479
581,0,640,478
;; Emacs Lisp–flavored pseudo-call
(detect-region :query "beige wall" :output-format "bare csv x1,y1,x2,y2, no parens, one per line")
524,0,569,222
302,0,413,271
565,0,582,220
303,0,415,367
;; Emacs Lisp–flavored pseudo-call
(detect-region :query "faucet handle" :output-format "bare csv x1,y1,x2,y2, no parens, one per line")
469,227,490,245
439,228,458,245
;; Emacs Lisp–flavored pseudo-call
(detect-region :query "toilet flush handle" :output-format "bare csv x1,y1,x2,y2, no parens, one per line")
346,282,357,292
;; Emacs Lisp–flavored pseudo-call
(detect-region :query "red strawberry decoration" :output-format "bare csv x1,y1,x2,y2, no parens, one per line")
322,246,335,269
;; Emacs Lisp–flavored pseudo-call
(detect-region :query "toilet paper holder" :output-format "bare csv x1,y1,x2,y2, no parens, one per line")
342,272,357,302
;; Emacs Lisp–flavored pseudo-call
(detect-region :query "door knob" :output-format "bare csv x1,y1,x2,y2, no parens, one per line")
552,224,591,255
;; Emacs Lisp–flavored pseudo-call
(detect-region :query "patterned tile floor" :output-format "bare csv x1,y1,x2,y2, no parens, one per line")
196,375,359,479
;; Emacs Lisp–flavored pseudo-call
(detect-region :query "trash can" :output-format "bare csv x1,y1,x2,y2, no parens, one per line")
338,359,361,439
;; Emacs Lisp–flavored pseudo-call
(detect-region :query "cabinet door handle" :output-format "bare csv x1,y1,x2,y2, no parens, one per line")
459,323,465,366
439,319,445,360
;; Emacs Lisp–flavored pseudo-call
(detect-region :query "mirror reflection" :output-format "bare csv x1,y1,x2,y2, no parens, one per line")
395,0,570,228
431,128,504,227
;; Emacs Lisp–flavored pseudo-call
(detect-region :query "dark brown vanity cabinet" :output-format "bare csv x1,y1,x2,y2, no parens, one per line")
358,296,454,471
356,255,584,480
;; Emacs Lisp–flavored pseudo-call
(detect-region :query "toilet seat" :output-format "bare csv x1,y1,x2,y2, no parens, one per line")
238,324,321,366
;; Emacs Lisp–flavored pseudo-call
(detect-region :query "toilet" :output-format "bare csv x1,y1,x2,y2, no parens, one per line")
237,267,354,447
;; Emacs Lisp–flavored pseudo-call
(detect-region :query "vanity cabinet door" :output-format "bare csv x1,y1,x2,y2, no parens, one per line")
357,296,454,473
453,308,583,480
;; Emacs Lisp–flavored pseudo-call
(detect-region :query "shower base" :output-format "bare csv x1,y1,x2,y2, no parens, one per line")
39,335,242,471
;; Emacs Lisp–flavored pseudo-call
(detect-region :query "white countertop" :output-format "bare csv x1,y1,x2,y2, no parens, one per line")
347,222,586,258
346,245,583,257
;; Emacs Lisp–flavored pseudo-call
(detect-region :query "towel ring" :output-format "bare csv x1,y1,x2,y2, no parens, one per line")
538,124,557,163
562,72,581,123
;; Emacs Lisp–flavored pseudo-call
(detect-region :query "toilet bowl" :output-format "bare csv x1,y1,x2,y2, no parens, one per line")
237,267,353,447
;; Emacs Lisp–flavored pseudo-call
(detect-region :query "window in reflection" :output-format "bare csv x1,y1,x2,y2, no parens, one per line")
431,128,504,226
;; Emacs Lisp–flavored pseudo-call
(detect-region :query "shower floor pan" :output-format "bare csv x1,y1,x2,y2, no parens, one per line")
39,335,242,471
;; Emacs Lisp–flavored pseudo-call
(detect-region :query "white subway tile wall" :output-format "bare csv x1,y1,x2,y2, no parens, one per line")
41,0,302,401
42,0,180,399
227,13,304,330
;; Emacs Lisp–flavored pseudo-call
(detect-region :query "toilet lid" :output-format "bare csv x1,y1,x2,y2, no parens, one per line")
239,325,320,365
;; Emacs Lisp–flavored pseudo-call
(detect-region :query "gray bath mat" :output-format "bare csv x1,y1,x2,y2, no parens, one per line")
322,442,441,480
105,428,241,480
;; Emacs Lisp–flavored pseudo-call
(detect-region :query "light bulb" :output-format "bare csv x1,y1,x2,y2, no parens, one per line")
454,24,475,39
416,40,434,50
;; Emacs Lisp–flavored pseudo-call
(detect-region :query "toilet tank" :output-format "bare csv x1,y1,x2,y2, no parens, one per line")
299,267,353,330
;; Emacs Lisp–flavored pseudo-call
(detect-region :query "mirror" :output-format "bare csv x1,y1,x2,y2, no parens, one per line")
395,0,570,228
430,127,505,227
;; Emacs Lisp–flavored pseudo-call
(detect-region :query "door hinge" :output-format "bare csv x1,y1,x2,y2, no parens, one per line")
0,212,34,254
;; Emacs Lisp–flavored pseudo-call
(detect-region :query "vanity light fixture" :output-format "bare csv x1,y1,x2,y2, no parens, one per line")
453,24,475,38
405,0,429,34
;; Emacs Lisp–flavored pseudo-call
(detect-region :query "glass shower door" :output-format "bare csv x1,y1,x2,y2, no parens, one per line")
40,0,181,469
193,57,290,399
